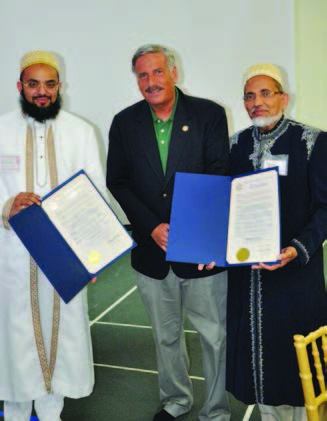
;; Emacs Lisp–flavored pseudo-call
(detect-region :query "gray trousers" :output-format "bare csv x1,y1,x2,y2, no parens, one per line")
136,269,230,421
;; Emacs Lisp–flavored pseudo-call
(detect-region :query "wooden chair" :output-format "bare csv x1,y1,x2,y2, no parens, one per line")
294,326,327,421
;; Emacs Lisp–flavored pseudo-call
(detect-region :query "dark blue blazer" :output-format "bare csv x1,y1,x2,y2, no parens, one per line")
106,88,229,279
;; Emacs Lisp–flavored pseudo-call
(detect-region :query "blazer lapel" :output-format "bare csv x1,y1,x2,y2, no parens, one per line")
136,102,165,184
165,91,191,185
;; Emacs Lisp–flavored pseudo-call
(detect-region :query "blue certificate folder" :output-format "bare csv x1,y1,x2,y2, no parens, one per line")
9,170,135,303
166,168,280,267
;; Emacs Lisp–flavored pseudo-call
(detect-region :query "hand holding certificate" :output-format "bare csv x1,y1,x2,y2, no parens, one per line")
9,171,135,302
166,168,280,267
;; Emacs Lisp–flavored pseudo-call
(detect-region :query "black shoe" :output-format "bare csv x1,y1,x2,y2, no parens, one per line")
153,409,176,421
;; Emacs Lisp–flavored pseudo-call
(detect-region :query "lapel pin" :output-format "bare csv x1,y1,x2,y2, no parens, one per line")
182,125,189,132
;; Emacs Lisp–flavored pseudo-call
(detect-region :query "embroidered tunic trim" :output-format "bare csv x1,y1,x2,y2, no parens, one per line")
26,124,61,394
291,238,310,264
250,269,264,402
247,119,320,169
291,122,320,159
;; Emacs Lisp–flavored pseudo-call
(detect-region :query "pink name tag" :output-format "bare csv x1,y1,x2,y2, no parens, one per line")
0,155,20,170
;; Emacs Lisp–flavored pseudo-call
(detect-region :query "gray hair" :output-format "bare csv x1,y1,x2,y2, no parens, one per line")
132,44,176,73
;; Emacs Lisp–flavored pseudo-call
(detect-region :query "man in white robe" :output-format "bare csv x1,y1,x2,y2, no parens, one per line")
0,50,105,421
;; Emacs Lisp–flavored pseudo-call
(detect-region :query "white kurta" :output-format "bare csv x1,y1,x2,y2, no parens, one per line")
0,110,107,402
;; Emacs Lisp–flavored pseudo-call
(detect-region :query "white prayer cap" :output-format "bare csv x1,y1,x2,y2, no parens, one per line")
243,63,283,88
20,50,60,74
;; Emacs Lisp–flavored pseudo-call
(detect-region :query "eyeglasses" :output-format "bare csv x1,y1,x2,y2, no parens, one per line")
243,90,283,103
20,80,60,91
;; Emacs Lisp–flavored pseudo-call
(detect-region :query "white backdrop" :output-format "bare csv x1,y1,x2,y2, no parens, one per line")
0,0,295,221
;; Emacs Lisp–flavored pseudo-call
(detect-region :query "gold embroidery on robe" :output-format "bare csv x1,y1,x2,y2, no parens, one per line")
26,124,61,394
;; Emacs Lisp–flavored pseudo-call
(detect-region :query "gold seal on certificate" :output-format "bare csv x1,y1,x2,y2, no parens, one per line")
236,248,250,262
88,251,102,265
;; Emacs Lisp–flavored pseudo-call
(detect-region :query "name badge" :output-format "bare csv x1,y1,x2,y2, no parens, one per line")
0,155,20,171
261,154,288,176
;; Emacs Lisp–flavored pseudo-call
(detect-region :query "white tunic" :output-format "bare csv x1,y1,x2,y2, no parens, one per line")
0,110,106,402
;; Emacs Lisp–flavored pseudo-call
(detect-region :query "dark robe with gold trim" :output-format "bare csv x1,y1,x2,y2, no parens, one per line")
227,117,327,406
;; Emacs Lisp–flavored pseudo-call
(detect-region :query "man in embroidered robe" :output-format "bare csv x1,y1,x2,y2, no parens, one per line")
106,44,230,421
0,50,105,420
227,63,327,420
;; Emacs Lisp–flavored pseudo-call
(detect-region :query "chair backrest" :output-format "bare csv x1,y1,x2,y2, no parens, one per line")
294,326,327,421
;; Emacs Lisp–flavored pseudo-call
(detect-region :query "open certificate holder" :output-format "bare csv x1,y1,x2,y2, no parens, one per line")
9,170,135,303
166,168,280,266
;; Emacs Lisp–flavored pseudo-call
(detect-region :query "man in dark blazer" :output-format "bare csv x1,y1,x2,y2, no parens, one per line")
106,44,230,421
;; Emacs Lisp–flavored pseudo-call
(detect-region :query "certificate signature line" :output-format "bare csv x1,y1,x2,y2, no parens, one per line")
93,363,204,380
89,286,138,326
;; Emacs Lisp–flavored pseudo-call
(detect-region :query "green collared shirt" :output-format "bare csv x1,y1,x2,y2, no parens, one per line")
150,88,179,173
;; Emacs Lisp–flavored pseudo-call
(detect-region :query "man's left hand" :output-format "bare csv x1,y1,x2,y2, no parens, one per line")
252,246,298,271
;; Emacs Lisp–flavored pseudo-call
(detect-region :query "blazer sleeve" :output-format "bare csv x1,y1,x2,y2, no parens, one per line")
106,115,161,238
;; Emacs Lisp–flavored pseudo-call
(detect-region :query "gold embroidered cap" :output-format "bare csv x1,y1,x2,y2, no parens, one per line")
20,50,60,74
243,63,283,88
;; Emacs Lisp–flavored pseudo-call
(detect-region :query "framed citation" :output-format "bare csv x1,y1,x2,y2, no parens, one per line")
166,168,280,267
9,170,135,303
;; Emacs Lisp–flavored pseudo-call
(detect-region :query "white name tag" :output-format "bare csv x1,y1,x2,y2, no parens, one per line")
262,155,288,176
0,155,20,171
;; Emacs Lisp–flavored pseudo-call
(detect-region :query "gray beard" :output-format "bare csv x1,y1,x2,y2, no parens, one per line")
252,112,283,128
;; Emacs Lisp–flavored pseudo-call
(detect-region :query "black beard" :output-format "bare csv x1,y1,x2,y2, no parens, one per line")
20,91,62,123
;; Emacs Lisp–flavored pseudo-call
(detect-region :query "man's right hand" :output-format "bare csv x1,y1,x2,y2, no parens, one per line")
9,192,41,218
151,223,169,252
198,262,216,271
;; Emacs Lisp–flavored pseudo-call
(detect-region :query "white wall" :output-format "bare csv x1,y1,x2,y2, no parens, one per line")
0,0,295,221
294,0,327,130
